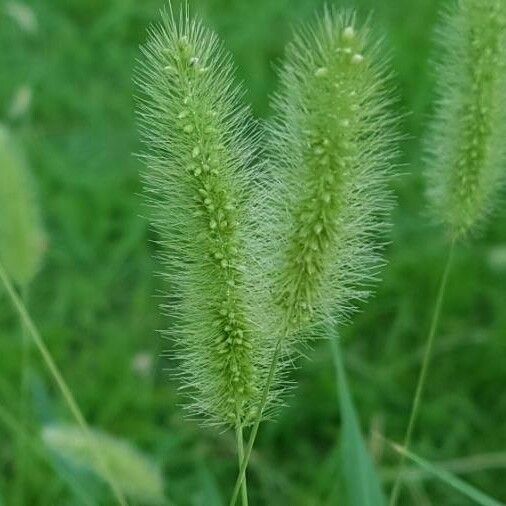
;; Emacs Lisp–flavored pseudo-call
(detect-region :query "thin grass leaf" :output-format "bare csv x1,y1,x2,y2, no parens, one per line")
331,337,386,506
388,440,504,506
42,424,165,505
0,262,127,505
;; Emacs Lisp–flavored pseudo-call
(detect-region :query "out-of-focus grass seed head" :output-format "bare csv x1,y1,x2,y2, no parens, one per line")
0,125,46,287
43,425,165,505
426,0,506,241
135,5,279,427
256,8,399,347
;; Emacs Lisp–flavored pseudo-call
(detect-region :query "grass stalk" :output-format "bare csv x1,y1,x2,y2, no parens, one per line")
0,259,128,506
389,239,456,505
330,336,346,407
229,335,283,506
15,286,30,505
235,419,248,506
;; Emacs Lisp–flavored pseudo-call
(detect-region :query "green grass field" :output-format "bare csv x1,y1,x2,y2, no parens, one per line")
1,0,506,504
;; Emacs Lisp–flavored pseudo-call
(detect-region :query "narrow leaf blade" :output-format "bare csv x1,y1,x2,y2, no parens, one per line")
389,441,504,506
332,337,386,506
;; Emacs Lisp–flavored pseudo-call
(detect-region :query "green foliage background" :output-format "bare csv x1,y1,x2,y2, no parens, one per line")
1,0,505,504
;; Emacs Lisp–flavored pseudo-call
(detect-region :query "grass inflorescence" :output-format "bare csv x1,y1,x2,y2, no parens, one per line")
426,0,506,240
259,9,399,345
136,6,276,428
391,2,506,502
230,9,400,503
0,125,45,287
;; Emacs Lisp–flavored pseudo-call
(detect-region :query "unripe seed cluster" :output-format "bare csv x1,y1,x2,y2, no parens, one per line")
427,0,506,239
138,8,396,427
137,13,269,426
270,18,393,336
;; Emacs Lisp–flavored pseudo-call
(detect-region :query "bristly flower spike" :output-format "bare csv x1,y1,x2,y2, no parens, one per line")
426,0,506,241
391,4,506,502
259,8,399,343
136,5,276,428
230,9,400,503
0,124,46,287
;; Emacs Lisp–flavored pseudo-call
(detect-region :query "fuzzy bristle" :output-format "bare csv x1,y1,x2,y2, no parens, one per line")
426,0,506,240
257,8,398,343
136,6,276,427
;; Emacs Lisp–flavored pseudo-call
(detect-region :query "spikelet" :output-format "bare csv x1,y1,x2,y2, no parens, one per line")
0,124,45,286
426,0,506,240
258,9,398,343
136,6,275,426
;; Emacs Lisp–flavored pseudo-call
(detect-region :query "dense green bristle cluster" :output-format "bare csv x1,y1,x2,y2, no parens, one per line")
259,9,398,340
426,0,506,240
0,125,45,286
136,8,274,426
137,6,397,427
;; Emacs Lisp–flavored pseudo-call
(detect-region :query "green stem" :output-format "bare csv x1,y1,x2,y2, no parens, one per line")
0,259,128,506
389,240,456,505
330,335,347,410
235,420,249,506
16,285,30,506
229,335,283,506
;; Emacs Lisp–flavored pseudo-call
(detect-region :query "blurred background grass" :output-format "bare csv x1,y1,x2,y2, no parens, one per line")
1,0,506,504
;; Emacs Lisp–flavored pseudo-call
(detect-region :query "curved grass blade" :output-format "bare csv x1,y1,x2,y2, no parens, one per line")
387,439,503,506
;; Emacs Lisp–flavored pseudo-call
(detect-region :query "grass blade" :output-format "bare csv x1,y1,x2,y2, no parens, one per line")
330,336,386,506
387,440,504,506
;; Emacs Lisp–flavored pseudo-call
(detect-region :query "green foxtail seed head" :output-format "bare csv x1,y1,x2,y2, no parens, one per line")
256,9,398,344
426,0,506,240
43,425,165,505
0,124,46,286
136,6,277,427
